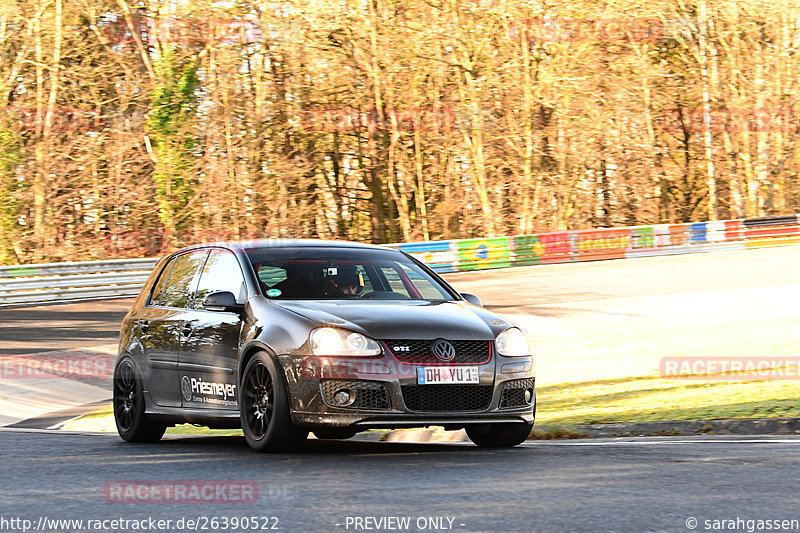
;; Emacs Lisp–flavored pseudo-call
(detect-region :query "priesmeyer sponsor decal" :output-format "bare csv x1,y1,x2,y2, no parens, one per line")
182,376,237,406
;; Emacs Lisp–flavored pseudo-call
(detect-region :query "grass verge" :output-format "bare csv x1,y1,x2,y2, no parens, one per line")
61,376,800,435
536,376,800,426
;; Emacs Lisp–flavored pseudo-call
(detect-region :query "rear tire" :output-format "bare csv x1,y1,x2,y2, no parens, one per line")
113,358,167,443
240,352,308,452
466,422,533,447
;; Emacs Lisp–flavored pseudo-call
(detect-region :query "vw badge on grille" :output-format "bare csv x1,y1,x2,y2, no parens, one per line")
431,339,456,361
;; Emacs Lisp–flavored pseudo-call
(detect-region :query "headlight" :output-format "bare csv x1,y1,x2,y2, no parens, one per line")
310,327,382,356
495,327,529,357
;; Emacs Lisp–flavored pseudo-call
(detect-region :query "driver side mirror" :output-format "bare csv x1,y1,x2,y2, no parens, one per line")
460,292,483,307
203,291,245,313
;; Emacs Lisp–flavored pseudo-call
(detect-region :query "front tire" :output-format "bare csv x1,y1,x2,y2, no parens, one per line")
113,358,166,443
240,352,307,452
466,422,533,448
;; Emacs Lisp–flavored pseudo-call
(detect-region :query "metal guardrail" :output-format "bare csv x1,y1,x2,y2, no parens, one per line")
0,258,157,277
1,215,798,306
0,258,158,306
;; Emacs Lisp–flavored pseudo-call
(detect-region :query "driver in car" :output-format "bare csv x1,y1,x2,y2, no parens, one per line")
328,265,363,298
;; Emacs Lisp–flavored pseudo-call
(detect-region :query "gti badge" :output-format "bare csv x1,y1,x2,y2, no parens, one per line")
431,339,456,361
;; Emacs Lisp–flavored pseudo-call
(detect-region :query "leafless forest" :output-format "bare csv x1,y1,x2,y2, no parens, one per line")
1,0,799,263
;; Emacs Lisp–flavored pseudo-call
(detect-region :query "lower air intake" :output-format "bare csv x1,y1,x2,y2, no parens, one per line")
401,385,492,412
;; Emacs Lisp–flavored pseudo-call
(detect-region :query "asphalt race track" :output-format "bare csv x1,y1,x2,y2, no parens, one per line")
1,246,800,532
1,430,800,532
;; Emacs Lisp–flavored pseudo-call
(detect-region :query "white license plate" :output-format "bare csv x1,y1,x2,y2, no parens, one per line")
416,366,480,385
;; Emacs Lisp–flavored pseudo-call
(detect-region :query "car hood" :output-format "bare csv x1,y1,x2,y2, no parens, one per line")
270,300,511,340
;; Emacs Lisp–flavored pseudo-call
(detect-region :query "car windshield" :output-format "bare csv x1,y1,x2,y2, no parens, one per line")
245,246,455,301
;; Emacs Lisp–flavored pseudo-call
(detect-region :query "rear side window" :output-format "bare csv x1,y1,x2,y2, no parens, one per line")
149,257,176,306
195,249,246,306
159,251,208,308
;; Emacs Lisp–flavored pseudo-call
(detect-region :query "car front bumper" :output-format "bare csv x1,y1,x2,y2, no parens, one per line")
277,353,535,430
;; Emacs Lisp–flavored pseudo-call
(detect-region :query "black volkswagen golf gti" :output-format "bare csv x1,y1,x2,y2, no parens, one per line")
114,240,535,451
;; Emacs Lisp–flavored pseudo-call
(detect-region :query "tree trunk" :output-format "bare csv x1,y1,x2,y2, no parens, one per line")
698,0,717,220
32,4,46,259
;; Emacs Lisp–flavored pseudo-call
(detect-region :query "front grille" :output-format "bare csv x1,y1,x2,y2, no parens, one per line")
321,380,391,410
385,340,492,365
401,385,492,412
499,378,535,409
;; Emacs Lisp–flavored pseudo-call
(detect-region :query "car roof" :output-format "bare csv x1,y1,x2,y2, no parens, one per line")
173,238,393,254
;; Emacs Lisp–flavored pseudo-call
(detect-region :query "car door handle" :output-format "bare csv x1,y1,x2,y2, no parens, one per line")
139,320,150,333
182,323,193,337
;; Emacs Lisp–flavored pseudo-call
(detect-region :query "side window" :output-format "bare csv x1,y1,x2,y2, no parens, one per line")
160,251,208,308
149,257,176,306
195,249,246,306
